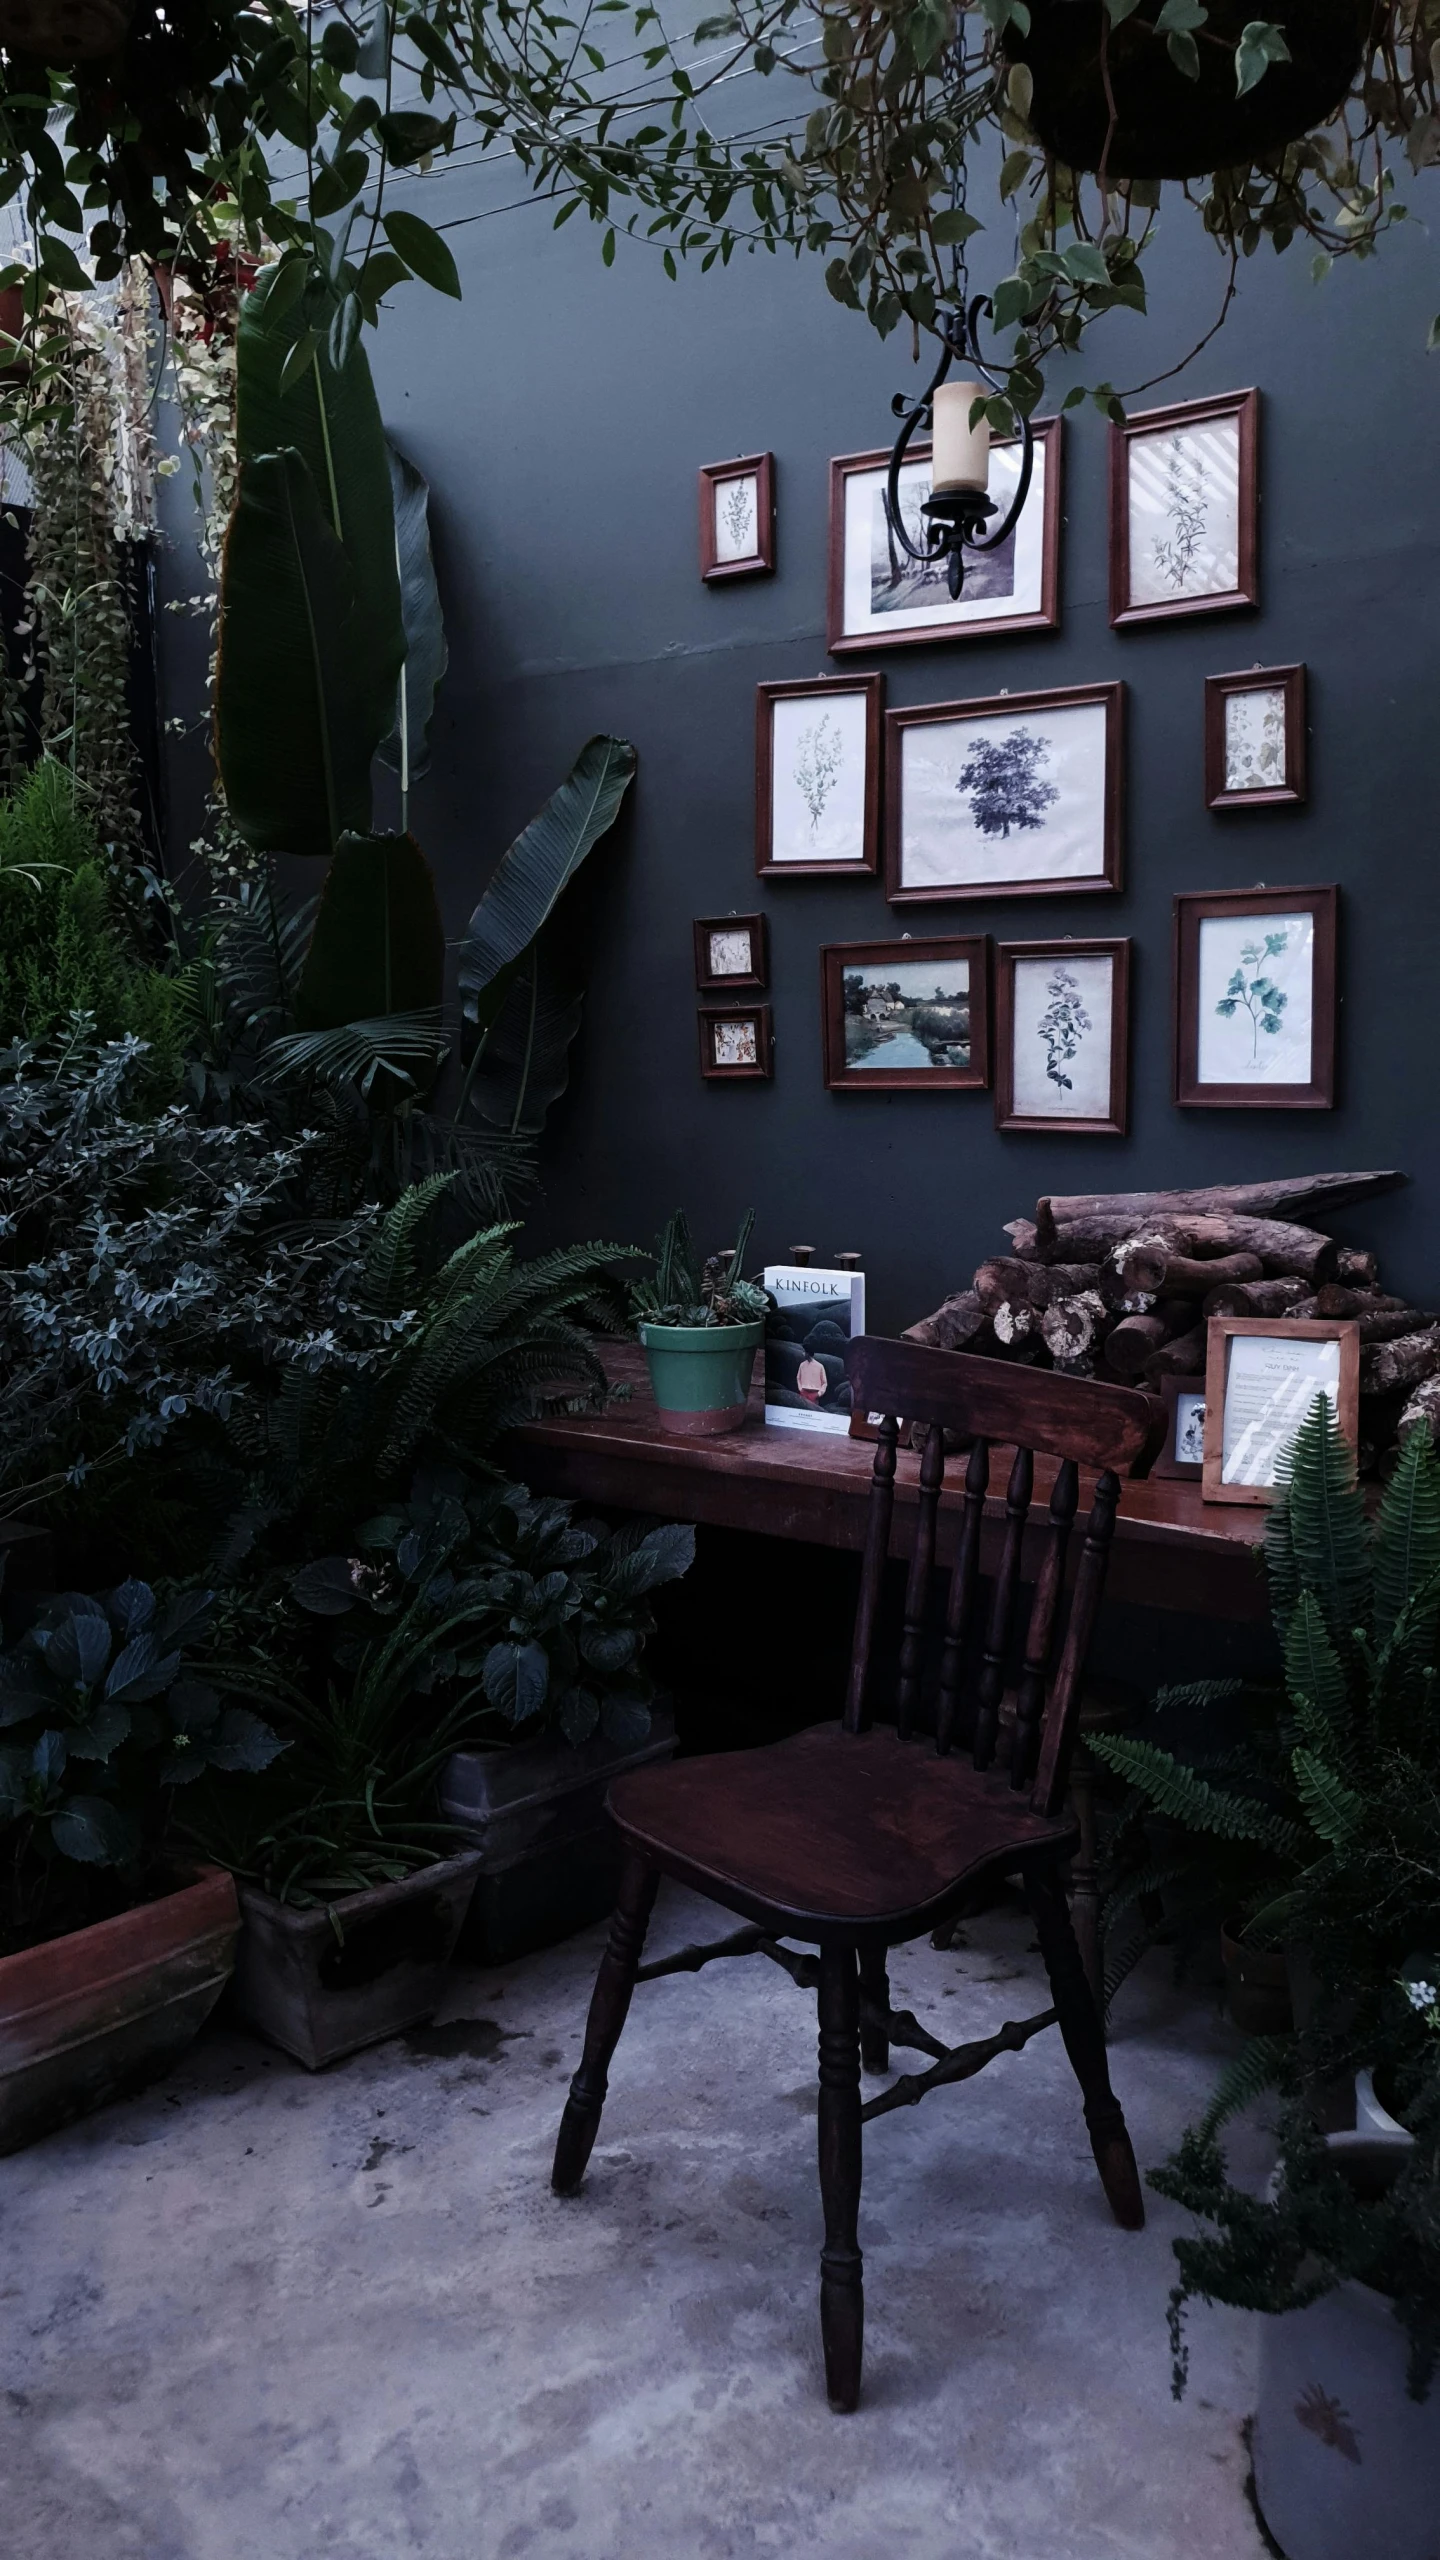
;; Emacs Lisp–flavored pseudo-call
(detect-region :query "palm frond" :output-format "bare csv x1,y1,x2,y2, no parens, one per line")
259,1010,450,1100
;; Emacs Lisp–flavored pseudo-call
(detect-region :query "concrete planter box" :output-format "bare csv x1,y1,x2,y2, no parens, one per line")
232,1850,482,2071
0,1864,239,2156
441,1708,677,1965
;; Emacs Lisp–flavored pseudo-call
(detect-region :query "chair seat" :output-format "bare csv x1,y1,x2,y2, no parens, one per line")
608,1720,1079,1935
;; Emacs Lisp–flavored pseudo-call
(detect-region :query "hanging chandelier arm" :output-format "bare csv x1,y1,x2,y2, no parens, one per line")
960,291,1036,557
883,337,954,565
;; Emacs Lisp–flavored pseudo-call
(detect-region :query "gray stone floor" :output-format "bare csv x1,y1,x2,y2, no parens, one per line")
2,1885,1271,2560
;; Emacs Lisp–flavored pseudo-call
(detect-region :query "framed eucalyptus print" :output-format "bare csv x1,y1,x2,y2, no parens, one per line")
699,454,774,582
1205,664,1307,810
1110,390,1258,629
1173,885,1337,1109
826,418,1062,654
885,682,1123,905
693,913,768,993
995,938,1130,1136
756,673,882,879
820,935,990,1093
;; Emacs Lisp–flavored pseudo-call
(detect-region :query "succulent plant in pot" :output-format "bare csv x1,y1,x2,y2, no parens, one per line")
631,1208,771,1437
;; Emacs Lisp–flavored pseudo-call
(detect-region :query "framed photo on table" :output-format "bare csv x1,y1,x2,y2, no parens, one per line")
827,418,1062,654
820,935,990,1093
1202,1317,1359,1507
699,454,774,581
1153,1373,1208,1482
756,674,882,879
1204,664,1307,811
698,1003,773,1080
885,682,1123,905
693,913,768,992
994,937,1130,1136
1109,389,1258,629
1173,885,1336,1109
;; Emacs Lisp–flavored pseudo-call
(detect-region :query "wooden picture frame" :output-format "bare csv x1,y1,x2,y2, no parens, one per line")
1173,884,1337,1110
693,913,768,993
885,682,1124,906
756,673,883,880
994,937,1130,1136
820,935,990,1093
698,1002,773,1080
1109,389,1259,630
1153,1372,1208,1482
699,453,775,582
1202,1317,1360,1507
1205,663,1307,811
826,418,1062,654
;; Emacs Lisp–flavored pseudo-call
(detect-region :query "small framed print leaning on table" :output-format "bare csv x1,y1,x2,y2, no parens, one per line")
699,454,774,582
994,938,1130,1136
693,913,768,993
1205,664,1307,811
1153,1373,1208,1482
698,1004,773,1081
1173,884,1336,1109
756,673,882,879
1202,1317,1360,1507
1110,390,1258,629
826,419,1062,653
885,682,1123,904
820,935,990,1093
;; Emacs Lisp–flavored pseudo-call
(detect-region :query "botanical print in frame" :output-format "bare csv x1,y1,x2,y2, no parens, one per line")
821,935,990,1093
827,418,1062,653
698,1003,773,1080
1202,1317,1359,1508
756,674,882,879
693,913,768,993
1173,886,1337,1109
1109,390,1258,628
1205,664,1307,810
699,453,775,582
885,683,1123,905
995,938,1129,1136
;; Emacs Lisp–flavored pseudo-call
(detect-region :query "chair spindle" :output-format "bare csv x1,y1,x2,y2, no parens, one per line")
843,1417,898,1734
1031,1467,1122,1816
895,1422,945,1741
972,1445,1034,1771
936,1437,989,1756
1009,1458,1080,1789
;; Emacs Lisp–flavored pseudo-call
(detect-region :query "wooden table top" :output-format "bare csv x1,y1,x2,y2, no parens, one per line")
512,1343,1272,1623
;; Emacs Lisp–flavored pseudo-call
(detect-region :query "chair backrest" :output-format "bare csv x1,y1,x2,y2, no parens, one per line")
844,1337,1158,1817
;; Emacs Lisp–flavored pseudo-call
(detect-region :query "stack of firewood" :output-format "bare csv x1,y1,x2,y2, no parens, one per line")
902,1171,1440,1458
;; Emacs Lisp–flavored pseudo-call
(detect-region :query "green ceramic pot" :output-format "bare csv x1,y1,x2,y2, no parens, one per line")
638,1319,765,1437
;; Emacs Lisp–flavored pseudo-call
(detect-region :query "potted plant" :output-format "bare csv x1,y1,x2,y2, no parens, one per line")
632,1209,770,1436
0,1579,283,2153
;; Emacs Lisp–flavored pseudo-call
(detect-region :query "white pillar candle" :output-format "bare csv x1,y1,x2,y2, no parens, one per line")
930,380,990,492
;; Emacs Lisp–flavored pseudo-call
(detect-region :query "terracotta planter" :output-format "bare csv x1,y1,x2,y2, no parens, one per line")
1221,1921,1294,2037
231,1851,482,2071
1004,0,1373,180
0,1865,239,2156
0,0,132,61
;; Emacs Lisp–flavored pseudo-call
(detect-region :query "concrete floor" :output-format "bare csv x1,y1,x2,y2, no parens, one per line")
2,1885,1272,2560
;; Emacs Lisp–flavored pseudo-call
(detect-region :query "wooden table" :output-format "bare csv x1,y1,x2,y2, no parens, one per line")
514,1344,1271,1622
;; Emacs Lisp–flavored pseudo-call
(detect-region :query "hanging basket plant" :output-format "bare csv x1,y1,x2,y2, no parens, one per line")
1002,0,1380,181
0,0,132,63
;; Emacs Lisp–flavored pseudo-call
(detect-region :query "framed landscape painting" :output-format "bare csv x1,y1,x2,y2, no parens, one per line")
756,673,882,879
821,935,990,1092
885,682,1123,905
1205,663,1307,810
1110,390,1258,629
1173,885,1337,1108
827,418,1061,654
699,453,775,582
994,938,1130,1136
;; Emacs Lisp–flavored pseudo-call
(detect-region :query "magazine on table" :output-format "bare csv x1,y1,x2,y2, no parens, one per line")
762,1264,865,1436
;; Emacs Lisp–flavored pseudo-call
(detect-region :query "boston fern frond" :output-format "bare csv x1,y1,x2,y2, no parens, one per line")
1198,2034,1293,2139
1089,1733,1306,1857
1373,1425,1440,1644
1268,1395,1369,1642
1282,1591,1354,1762
356,1173,453,1318
1291,1748,1367,1847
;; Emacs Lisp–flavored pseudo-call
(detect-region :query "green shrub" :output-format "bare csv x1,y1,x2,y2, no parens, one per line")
0,761,181,1076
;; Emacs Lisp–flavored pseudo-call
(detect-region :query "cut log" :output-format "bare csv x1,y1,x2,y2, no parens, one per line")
1361,1328,1440,1396
1311,1284,1410,1320
902,1289,992,1354
1157,1251,1264,1298
1039,1291,1108,1364
1201,1275,1311,1320
1399,1376,1440,1444
1002,1219,1041,1260
1335,1247,1379,1289
1357,1308,1437,1346
1102,1299,1195,1378
1025,1260,1103,1310
1100,1233,1170,1303
1144,1325,1208,1383
991,1298,1034,1347
1045,1212,1338,1281
974,1256,1041,1313
1034,1171,1405,1250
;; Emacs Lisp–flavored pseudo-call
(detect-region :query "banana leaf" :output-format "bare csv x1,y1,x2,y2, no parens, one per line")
296,830,446,1026
465,951,587,1137
457,734,637,1061
216,450,376,860
378,440,447,786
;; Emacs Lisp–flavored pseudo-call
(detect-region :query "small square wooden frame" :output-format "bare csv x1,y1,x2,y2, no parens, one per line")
1153,1372,1208,1482
699,453,775,582
884,682,1125,906
1109,388,1259,630
820,935,990,1093
825,419,1063,654
1205,663,1307,811
756,673,883,880
693,913,769,993
994,936,1130,1135
698,1002,773,1080
1173,883,1337,1110
1202,1316,1360,1507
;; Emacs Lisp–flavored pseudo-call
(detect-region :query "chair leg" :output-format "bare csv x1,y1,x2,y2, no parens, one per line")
1068,1740,1106,2024
552,1849,658,2196
1025,1865,1144,2233
817,1942,864,2412
858,1946,890,2076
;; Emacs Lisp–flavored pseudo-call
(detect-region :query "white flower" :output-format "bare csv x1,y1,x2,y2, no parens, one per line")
1403,1979,1438,2012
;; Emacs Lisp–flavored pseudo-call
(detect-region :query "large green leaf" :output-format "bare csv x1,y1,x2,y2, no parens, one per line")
378,440,448,785
457,733,637,1056
465,949,586,1137
216,450,376,859
296,830,446,1026
236,266,404,756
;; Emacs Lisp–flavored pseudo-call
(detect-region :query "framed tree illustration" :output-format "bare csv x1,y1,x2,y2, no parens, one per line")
885,683,1123,904
994,938,1130,1135
699,454,775,581
1173,885,1337,1108
820,935,990,1092
756,673,883,879
826,418,1062,653
1110,390,1259,629
1204,664,1307,810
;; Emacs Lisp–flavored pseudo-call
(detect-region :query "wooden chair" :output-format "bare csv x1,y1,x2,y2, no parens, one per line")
551,1336,1156,2411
